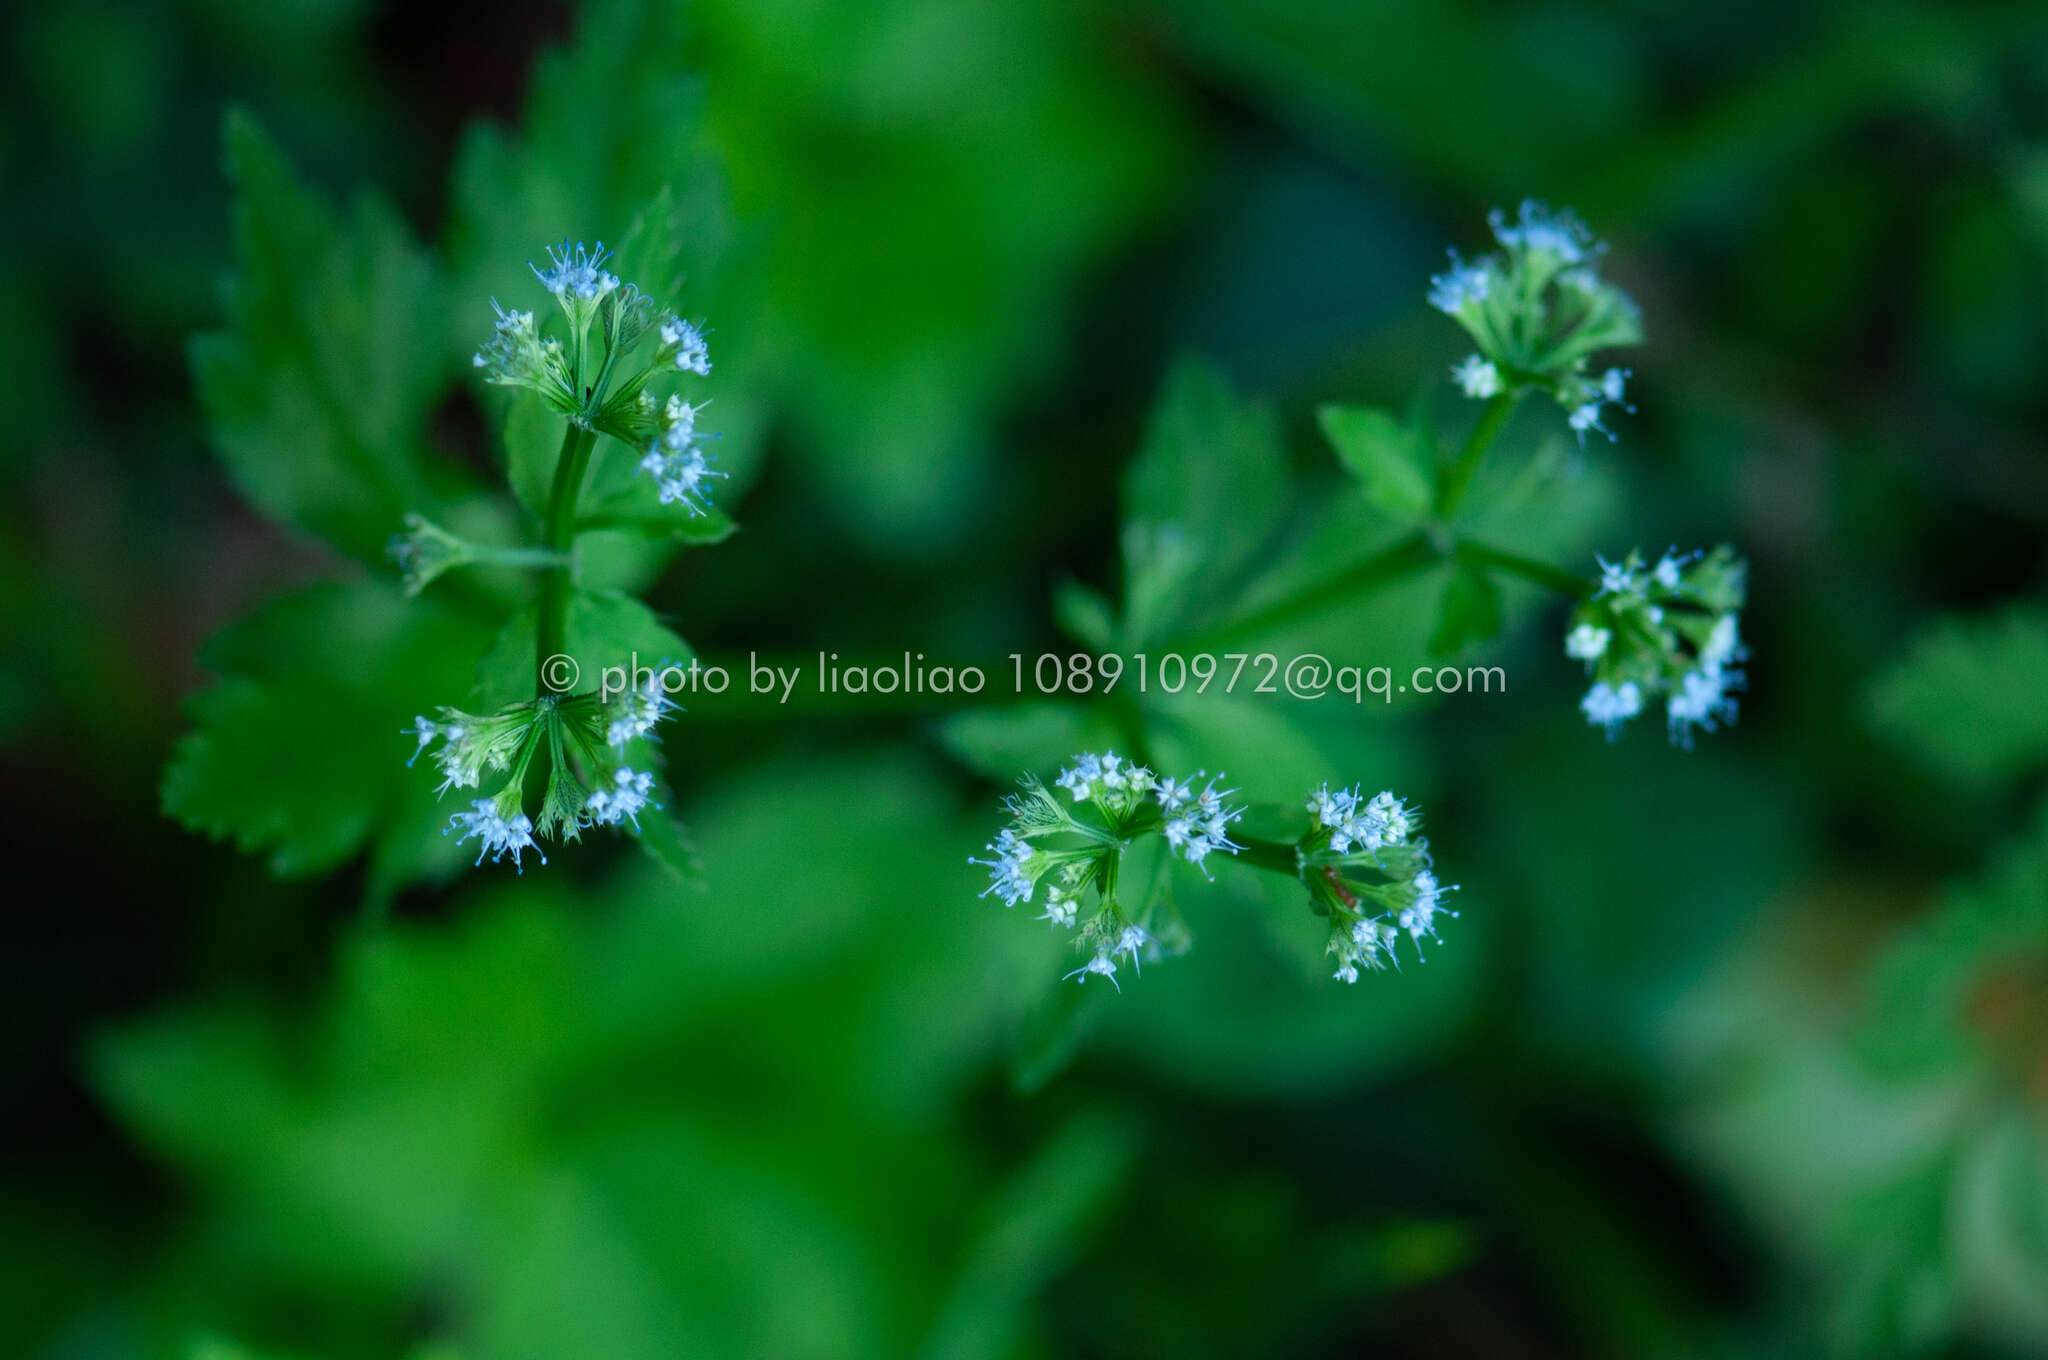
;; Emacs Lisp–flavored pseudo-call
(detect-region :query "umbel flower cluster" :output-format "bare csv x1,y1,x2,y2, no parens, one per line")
975,753,1456,991
1567,546,1749,746
396,240,724,870
1430,200,1643,439
474,239,722,517
407,672,673,871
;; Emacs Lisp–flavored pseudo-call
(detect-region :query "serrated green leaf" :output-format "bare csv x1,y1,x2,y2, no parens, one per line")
1868,605,2048,786
1121,360,1288,647
190,111,460,562
1429,562,1503,655
1317,403,1432,521
162,581,493,883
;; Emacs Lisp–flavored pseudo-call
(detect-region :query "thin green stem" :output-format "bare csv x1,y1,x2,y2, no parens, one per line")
1435,392,1516,519
1453,540,1591,600
535,422,597,693
1233,837,1303,878
472,544,571,570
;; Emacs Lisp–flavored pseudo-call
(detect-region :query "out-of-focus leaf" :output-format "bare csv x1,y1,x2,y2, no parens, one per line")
1863,798,2048,1081
937,704,1125,783
1317,403,1432,522
1868,605,2048,786
1121,360,1289,647
919,1111,1137,1360
190,111,459,561
162,581,493,886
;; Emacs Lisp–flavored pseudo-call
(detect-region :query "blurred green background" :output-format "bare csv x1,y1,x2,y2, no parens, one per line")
5,0,2048,1356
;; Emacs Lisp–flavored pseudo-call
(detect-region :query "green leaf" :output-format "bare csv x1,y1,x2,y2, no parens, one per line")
189,111,459,562
1428,563,1503,655
1863,796,2048,1080
1316,403,1432,522
162,581,494,884
1121,360,1289,647
1868,605,2048,786
473,590,695,710
1052,579,1117,652
936,704,1125,783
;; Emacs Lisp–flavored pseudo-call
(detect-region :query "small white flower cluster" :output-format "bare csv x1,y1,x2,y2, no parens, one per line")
971,827,1037,907
637,394,726,515
605,670,678,748
533,239,620,303
448,796,544,873
473,301,576,410
1158,772,1245,874
408,679,680,871
1054,750,1152,804
1562,365,1632,443
658,317,711,376
1428,200,1642,438
1064,924,1152,993
583,767,655,829
1307,784,1413,857
1325,868,1458,982
973,753,1251,992
1566,546,1749,746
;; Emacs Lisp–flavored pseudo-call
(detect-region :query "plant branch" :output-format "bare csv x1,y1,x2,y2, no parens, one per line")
1436,392,1516,519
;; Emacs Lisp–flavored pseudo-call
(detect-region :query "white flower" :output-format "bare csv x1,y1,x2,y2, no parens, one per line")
638,398,727,516
584,767,655,829
1428,256,1491,314
1365,791,1412,846
659,316,711,375
1056,753,1107,802
1594,555,1640,600
1666,666,1741,748
1155,775,1195,812
1164,775,1243,873
447,798,544,872
1064,951,1119,991
1037,886,1078,929
971,828,1036,905
1489,200,1593,264
532,240,619,301
1451,354,1502,399
1581,680,1642,738
1652,549,1693,590
1700,613,1744,673
1565,624,1611,664
1398,871,1457,954
1333,961,1360,984
1112,925,1151,975
606,672,677,747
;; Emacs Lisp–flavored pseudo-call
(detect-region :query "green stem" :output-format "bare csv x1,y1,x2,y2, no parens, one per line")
1453,540,1591,600
472,544,571,570
1233,837,1303,878
1435,392,1516,519
535,422,597,693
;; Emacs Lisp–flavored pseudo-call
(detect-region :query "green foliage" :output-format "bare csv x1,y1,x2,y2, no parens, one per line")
190,112,461,562
1867,604,2048,785
1317,402,1433,523
162,582,495,895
